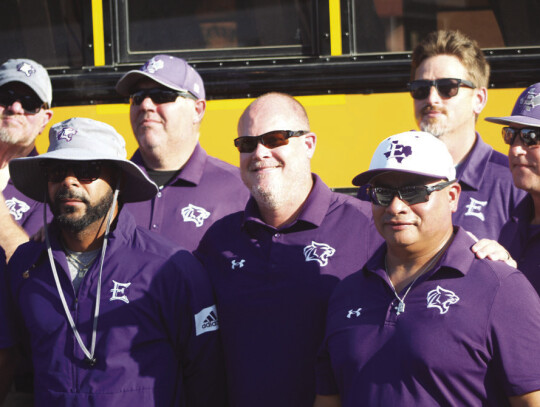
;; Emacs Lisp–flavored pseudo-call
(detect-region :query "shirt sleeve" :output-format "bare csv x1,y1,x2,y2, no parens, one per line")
316,341,340,396
489,271,540,396
0,249,15,349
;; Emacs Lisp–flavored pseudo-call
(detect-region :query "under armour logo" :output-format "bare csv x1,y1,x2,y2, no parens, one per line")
110,280,131,304
181,204,211,227
347,308,362,318
303,241,336,267
142,57,164,74
57,127,77,142
427,286,459,314
5,197,30,220
464,197,487,221
231,259,245,270
383,140,413,163
520,88,540,112
17,62,36,77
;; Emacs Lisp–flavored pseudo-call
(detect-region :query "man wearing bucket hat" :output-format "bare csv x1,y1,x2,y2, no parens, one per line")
485,83,540,293
116,54,248,251
406,30,525,241
0,58,53,259
1,118,225,406
315,131,540,407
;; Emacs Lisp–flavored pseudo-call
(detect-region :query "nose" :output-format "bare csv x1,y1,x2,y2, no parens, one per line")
385,194,408,213
138,95,157,110
59,169,81,186
251,139,272,158
5,100,26,114
425,84,442,104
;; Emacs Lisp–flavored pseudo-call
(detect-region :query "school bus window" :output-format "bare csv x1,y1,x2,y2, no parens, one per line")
0,0,84,68
125,0,313,53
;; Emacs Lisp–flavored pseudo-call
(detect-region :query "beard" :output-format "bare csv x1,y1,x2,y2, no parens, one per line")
418,106,449,138
0,127,18,145
50,187,114,233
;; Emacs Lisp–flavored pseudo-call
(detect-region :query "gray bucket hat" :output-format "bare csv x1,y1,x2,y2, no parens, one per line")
9,117,158,203
0,58,52,106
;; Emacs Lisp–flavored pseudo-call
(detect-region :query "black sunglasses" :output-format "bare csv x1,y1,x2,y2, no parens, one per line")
367,179,456,207
409,78,476,100
41,161,106,183
502,127,540,147
130,88,197,105
0,88,47,114
234,130,309,153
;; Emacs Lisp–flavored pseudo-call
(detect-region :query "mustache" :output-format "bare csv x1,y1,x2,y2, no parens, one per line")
55,188,89,205
249,159,281,171
421,105,446,115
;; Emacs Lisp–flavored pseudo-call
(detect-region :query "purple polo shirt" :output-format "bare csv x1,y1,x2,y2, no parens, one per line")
356,134,525,241
0,248,12,349
125,143,250,251
6,209,226,406
499,195,540,293
195,174,381,407
4,149,51,236
316,227,540,406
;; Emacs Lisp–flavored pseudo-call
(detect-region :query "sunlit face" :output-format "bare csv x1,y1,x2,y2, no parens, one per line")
129,80,202,157
238,101,315,209
0,83,52,147
48,164,116,233
413,55,480,142
371,172,460,252
507,124,540,194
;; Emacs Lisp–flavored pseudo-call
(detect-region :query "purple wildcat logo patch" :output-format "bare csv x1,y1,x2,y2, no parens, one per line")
57,127,77,142
17,62,36,77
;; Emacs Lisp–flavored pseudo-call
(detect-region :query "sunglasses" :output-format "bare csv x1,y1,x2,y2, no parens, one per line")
502,127,540,147
130,88,197,105
41,161,106,183
234,130,309,153
409,78,475,100
0,88,47,114
367,179,455,206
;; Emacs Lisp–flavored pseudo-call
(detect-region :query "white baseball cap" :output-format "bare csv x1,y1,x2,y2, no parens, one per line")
352,131,456,186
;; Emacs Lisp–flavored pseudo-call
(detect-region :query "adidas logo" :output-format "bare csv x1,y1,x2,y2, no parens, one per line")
194,305,219,336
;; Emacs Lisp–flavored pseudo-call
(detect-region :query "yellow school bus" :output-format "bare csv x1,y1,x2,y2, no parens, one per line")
2,0,539,193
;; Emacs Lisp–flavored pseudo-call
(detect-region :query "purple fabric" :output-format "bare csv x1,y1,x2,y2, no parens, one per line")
4,149,51,236
0,248,12,349
499,195,540,293
316,227,540,406
6,209,226,406
195,174,380,407
125,144,249,252
356,134,525,241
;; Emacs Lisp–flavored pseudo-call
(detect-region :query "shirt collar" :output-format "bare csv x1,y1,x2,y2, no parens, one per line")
456,133,491,190
130,143,208,186
242,173,333,231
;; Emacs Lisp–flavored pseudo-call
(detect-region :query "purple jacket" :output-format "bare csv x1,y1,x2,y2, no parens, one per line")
6,209,226,406
125,144,249,251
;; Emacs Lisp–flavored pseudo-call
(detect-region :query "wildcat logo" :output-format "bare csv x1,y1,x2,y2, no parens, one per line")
427,286,460,314
520,88,540,112
181,204,211,227
57,127,77,142
303,241,336,267
142,57,164,74
383,139,413,163
5,197,30,220
17,62,36,77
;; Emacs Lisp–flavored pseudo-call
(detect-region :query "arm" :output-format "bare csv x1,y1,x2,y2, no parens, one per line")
0,193,29,261
509,391,540,407
314,394,341,407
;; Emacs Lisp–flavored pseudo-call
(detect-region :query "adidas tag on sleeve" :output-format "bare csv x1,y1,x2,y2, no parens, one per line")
194,305,219,336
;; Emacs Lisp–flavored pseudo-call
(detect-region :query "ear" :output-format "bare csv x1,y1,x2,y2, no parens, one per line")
448,182,461,213
303,132,317,159
193,99,206,124
38,109,53,134
472,86,487,116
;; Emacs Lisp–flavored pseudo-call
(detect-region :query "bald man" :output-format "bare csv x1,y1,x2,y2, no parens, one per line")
195,92,379,407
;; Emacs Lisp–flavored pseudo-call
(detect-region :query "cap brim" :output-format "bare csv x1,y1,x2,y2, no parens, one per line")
485,115,540,127
9,156,157,203
352,168,451,186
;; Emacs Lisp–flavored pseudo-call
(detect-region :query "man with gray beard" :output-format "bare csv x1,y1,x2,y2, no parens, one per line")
409,30,524,241
195,92,377,407
0,58,53,260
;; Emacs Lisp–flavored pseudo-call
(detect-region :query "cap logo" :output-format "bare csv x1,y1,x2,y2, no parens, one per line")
57,127,77,142
519,88,540,112
17,62,36,77
142,57,164,74
383,140,412,163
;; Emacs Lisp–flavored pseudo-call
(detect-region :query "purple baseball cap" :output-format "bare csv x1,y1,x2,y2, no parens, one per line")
485,83,540,127
115,54,205,99
352,131,456,186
